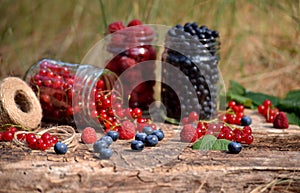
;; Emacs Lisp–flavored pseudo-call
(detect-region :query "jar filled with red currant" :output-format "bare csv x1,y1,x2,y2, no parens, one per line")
24,59,121,130
161,22,221,122
104,19,157,114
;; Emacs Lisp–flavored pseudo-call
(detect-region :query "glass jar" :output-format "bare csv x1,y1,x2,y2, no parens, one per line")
105,24,157,113
24,59,121,130
161,23,221,122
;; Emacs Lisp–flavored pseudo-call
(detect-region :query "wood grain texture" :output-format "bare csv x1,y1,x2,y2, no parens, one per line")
0,110,300,193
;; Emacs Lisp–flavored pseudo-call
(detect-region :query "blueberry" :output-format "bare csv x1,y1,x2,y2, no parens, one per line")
135,133,147,142
151,130,164,141
142,126,153,135
54,142,68,154
145,135,158,147
106,131,119,141
228,142,242,154
100,135,113,146
99,148,113,159
241,116,252,126
93,140,108,153
131,140,144,151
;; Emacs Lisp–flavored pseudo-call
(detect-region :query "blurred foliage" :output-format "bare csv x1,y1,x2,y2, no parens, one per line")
0,0,299,96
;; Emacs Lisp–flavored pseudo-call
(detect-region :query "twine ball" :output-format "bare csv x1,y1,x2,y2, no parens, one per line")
0,77,42,129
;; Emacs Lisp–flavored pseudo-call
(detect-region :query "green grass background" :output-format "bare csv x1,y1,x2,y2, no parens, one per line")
0,0,299,97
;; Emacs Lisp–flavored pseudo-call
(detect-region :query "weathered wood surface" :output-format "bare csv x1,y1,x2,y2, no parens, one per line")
1,110,300,193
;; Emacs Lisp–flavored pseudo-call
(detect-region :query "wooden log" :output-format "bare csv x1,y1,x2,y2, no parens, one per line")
0,110,300,193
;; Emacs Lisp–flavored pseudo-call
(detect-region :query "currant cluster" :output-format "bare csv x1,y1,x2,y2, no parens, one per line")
161,22,220,121
218,100,246,125
105,19,157,111
180,110,254,145
22,132,58,151
0,127,18,142
258,99,279,123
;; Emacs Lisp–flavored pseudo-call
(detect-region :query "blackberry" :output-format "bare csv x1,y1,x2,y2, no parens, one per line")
161,22,220,122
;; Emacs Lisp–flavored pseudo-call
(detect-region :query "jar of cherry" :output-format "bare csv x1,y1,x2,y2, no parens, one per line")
104,19,157,114
24,59,121,130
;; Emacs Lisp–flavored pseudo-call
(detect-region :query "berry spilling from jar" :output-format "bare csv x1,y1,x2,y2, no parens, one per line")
105,19,157,112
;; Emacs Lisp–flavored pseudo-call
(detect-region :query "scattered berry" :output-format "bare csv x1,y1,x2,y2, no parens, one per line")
100,135,113,146
54,142,68,154
241,116,252,126
135,133,147,142
93,140,109,153
180,124,198,143
228,142,242,154
151,130,164,141
106,131,119,141
142,126,153,135
98,148,113,159
273,112,289,129
118,120,136,140
131,140,144,151
81,127,97,144
145,135,158,147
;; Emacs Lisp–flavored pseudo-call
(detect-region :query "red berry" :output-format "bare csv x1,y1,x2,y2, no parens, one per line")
188,111,199,122
180,124,198,143
227,100,236,109
263,99,272,108
8,127,18,133
41,132,51,141
3,131,14,141
244,135,254,144
242,126,252,135
127,19,143,27
17,133,27,141
273,112,289,129
0,132,3,141
107,21,125,33
258,105,266,115
119,120,136,140
181,117,190,125
132,107,143,119
81,127,97,144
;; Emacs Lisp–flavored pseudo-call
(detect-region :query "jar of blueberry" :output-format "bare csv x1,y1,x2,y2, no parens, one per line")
24,59,121,130
104,19,157,114
161,22,221,122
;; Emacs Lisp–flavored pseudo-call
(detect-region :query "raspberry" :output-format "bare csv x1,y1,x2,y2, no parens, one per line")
118,120,136,140
180,124,198,143
127,19,142,27
81,127,97,144
107,21,125,33
273,112,289,129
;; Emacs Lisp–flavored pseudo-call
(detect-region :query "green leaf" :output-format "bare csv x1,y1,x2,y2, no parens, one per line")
285,90,300,100
227,93,253,108
286,113,300,126
244,91,281,108
228,80,246,96
211,139,231,151
277,100,300,116
192,135,231,151
192,135,216,150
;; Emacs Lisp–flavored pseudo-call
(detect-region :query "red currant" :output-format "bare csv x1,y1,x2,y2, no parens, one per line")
3,131,14,141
